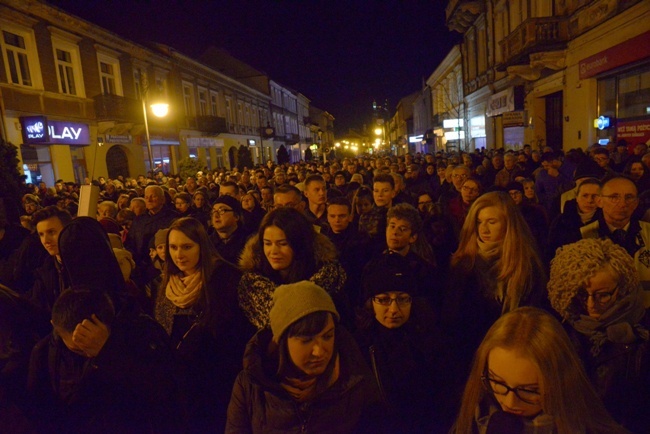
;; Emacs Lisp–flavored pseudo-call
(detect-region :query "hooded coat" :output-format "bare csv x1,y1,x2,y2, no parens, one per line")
238,233,347,330
225,326,381,434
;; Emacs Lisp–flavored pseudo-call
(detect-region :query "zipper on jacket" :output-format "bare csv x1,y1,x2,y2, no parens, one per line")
369,345,389,407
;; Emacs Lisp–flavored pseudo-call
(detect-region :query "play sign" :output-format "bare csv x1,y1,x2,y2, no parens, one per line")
21,116,90,145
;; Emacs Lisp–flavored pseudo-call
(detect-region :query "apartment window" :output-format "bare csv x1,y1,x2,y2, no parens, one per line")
237,102,243,125
244,105,251,126
210,92,219,116
225,97,233,124
182,83,194,116
133,68,143,98
252,107,259,128
2,30,32,86
55,48,77,95
97,53,121,95
198,89,208,115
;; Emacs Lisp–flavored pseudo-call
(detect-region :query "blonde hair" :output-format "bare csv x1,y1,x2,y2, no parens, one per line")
548,238,639,320
451,191,544,312
454,307,625,434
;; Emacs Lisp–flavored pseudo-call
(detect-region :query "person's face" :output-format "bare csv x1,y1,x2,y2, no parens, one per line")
582,266,619,319
242,173,250,184
274,192,304,212
168,229,200,276
175,199,190,213
477,206,506,243
508,189,523,205
386,217,416,253
504,156,516,170
492,156,504,169
37,216,65,257
486,347,543,418
241,194,255,212
220,185,238,199
275,172,286,184
356,197,373,215
211,203,238,232
261,189,273,203
144,189,164,213
130,201,146,216
523,182,535,200
593,153,609,168
334,174,346,187
630,162,644,180
24,201,38,214
305,181,327,206
372,291,412,329
461,180,480,204
193,194,206,208
155,243,166,261
256,175,268,188
97,205,111,219
452,168,470,190
598,178,638,226
327,204,351,234
437,166,447,178
263,225,294,272
576,184,600,214
186,177,197,190
417,194,434,214
373,182,395,208
462,155,472,166
287,314,335,377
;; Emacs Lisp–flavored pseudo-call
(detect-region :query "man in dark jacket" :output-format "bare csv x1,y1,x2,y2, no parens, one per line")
126,185,178,286
209,195,250,264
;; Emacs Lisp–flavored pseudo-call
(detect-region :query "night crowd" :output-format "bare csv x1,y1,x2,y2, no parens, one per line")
1,139,650,433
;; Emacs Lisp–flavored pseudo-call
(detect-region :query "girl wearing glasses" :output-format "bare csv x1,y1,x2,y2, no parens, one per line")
355,251,446,433
442,192,546,394
548,238,650,432
447,177,483,235
454,307,624,434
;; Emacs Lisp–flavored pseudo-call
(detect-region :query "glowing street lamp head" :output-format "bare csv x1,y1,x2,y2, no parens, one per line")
374,128,382,136
150,102,169,118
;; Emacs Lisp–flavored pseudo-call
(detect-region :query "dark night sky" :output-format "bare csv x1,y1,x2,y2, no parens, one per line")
48,0,460,135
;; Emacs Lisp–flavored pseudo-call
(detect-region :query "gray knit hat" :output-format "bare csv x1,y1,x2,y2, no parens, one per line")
270,281,339,341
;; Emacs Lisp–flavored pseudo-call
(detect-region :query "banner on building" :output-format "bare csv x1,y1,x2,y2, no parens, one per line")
487,87,524,117
579,31,650,80
502,111,526,127
617,119,650,145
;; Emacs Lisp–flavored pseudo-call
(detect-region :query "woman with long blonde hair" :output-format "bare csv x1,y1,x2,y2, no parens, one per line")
453,307,625,434
442,191,546,395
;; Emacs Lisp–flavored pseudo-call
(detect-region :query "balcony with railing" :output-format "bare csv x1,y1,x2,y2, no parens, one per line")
446,0,485,33
93,94,141,122
196,116,228,134
499,17,569,68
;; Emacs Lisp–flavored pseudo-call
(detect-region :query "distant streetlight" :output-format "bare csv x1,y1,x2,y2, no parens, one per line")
374,127,382,136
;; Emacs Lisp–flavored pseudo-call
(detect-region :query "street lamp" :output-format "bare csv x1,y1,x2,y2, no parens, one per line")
142,97,169,177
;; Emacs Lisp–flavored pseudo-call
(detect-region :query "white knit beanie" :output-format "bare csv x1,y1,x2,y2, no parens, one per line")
270,281,339,342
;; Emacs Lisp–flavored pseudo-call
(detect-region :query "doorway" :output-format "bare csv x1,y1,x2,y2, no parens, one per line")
545,92,563,151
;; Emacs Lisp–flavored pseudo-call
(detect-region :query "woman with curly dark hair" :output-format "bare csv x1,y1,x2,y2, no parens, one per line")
238,207,347,330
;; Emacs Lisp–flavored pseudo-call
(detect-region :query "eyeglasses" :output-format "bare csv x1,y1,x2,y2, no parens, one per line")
600,194,638,205
211,208,234,216
452,174,468,179
461,185,479,194
576,286,618,305
372,295,412,307
418,200,433,206
481,376,541,405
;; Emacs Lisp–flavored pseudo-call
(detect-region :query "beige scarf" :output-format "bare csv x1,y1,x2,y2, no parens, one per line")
281,355,340,402
166,271,203,308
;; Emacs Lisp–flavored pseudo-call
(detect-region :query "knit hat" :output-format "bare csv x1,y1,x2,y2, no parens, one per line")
270,281,339,342
361,252,419,301
154,228,169,248
573,159,603,181
505,181,523,193
213,195,243,216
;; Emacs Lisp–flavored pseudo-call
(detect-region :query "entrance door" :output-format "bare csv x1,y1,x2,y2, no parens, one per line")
106,145,129,179
228,147,236,169
545,92,563,151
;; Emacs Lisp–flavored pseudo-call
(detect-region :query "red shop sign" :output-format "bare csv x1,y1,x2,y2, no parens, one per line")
616,119,650,145
579,31,650,80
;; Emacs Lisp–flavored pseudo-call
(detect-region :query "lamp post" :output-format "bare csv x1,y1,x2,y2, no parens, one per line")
140,75,168,178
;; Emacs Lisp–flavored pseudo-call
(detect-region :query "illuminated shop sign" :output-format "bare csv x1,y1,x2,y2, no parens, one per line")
20,117,90,145
594,116,612,130
20,116,49,143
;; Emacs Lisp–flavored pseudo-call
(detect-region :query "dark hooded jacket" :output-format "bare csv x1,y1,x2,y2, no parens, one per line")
226,327,381,434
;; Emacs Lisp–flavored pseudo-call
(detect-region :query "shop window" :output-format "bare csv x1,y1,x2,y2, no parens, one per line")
618,69,650,119
143,145,171,175
21,144,54,186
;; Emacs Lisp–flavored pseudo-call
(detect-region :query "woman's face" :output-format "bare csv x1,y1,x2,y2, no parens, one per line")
241,194,255,212
175,199,190,213
193,194,205,208
630,162,644,180
356,197,373,215
461,180,480,205
287,314,335,377
576,184,600,214
477,206,506,243
168,229,200,276
372,291,412,329
263,225,294,272
486,347,543,418
581,266,619,319
523,182,535,200
426,165,435,175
